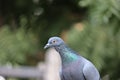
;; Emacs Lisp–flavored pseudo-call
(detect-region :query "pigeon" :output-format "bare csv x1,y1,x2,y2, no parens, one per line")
44,37,100,80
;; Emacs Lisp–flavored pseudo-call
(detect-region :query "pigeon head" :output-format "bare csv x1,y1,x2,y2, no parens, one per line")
44,37,64,49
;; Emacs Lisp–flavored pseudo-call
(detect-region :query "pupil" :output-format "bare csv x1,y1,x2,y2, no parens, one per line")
53,40,55,43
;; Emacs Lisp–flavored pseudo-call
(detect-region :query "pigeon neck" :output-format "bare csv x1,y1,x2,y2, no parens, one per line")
55,44,79,65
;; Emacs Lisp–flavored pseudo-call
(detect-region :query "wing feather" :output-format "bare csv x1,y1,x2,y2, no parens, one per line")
83,62,100,80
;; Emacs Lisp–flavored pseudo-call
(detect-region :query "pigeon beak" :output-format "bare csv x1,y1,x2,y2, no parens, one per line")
44,43,50,49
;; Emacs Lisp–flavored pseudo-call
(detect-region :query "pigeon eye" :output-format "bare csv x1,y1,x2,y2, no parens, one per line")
52,40,56,43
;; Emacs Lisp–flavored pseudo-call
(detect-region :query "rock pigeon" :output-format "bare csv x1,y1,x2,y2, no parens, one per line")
44,37,100,80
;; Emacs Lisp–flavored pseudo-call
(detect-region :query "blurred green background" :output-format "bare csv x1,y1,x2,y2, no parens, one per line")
0,0,120,80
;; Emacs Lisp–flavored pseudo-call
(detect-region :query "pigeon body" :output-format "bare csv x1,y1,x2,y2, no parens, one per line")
44,37,100,80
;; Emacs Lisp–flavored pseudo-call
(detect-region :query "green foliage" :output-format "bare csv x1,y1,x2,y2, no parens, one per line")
79,0,120,26
0,26,38,65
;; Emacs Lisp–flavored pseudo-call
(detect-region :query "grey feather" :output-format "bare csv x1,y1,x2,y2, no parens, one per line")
44,37,101,80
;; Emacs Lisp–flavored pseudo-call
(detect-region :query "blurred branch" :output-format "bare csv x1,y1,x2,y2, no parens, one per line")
0,66,44,79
